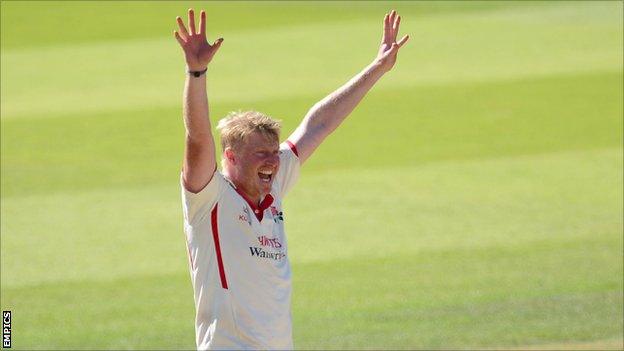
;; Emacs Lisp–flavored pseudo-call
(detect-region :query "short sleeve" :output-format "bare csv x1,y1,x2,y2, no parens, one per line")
180,171,227,225
273,141,301,198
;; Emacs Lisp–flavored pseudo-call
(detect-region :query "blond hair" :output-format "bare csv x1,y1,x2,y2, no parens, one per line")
216,110,281,151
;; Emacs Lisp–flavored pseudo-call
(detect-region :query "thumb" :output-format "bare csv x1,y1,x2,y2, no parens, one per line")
384,42,399,57
213,37,224,50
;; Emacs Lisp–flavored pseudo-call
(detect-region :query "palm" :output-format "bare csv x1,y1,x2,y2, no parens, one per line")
377,10,409,71
185,36,217,67
174,9,223,71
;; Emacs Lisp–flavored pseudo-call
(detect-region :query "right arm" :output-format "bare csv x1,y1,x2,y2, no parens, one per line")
174,9,224,193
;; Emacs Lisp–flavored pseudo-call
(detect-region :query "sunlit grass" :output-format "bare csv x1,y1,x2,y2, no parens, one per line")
1,1,622,349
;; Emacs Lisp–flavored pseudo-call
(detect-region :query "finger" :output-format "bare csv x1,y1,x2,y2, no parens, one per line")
211,38,224,55
188,9,196,35
382,13,391,43
389,10,396,25
176,16,189,40
397,34,409,48
174,30,186,46
199,10,206,36
390,42,400,54
393,15,401,37
383,13,389,32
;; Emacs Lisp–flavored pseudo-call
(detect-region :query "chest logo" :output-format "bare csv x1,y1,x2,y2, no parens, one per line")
249,235,286,261
257,235,282,248
249,247,286,261
239,207,252,226
270,206,284,223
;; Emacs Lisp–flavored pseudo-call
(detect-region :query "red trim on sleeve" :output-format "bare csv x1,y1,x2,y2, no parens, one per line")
285,140,299,157
211,204,229,289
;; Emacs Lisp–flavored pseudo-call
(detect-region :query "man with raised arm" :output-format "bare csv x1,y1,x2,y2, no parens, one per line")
175,8,409,350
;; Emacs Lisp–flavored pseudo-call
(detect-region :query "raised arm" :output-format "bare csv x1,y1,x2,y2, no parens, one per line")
174,9,224,193
287,10,409,164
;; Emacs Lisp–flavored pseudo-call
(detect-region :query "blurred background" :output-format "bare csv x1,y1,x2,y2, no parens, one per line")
1,1,622,349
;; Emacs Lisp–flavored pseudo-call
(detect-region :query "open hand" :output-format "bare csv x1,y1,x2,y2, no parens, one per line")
376,10,409,72
174,9,223,71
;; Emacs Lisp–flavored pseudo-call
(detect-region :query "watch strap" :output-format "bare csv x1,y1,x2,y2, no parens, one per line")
188,68,208,77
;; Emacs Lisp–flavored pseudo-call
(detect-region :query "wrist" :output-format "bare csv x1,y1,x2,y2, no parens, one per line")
187,64,207,72
370,59,391,75
187,66,208,77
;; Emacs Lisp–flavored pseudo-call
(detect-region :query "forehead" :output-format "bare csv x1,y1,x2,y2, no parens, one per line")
241,131,279,150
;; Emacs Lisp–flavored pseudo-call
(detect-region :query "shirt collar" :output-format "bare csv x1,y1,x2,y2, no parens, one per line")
224,175,274,221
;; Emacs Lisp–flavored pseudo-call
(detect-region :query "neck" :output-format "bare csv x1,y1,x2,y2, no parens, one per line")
238,184,262,206
223,169,262,205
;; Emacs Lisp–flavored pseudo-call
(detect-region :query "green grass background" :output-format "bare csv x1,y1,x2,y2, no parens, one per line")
1,1,623,349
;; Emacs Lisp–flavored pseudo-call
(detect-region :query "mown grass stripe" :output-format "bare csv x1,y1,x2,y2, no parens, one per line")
2,71,620,197
1,2,621,119
2,1,550,50
2,257,620,349
2,147,620,288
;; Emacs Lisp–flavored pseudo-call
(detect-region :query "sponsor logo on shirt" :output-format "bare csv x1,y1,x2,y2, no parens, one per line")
250,236,286,261
257,235,282,248
249,247,286,261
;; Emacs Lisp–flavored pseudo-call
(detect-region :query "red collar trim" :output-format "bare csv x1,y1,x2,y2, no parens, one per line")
230,183,274,222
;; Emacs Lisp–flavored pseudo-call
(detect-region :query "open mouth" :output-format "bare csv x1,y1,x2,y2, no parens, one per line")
258,170,273,183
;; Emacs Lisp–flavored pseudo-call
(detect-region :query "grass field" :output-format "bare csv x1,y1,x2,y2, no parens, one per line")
1,1,623,349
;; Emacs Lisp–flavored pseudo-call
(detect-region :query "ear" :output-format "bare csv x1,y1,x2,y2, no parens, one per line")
224,148,236,165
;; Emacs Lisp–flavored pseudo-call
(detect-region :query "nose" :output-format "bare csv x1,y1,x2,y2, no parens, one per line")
266,153,279,167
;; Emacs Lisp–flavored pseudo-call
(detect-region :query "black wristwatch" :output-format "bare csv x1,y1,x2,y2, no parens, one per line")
188,68,207,77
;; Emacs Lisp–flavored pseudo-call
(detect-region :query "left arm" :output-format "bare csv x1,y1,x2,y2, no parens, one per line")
287,10,409,164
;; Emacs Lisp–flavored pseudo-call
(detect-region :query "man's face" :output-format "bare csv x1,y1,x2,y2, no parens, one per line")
227,131,280,201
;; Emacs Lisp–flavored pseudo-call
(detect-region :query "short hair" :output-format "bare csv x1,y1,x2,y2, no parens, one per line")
216,110,281,151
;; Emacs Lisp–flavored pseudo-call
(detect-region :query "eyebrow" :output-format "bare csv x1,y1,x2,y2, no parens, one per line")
254,147,279,152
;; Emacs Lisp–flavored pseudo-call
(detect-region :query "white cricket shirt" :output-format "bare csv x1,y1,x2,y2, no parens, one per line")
181,142,300,350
